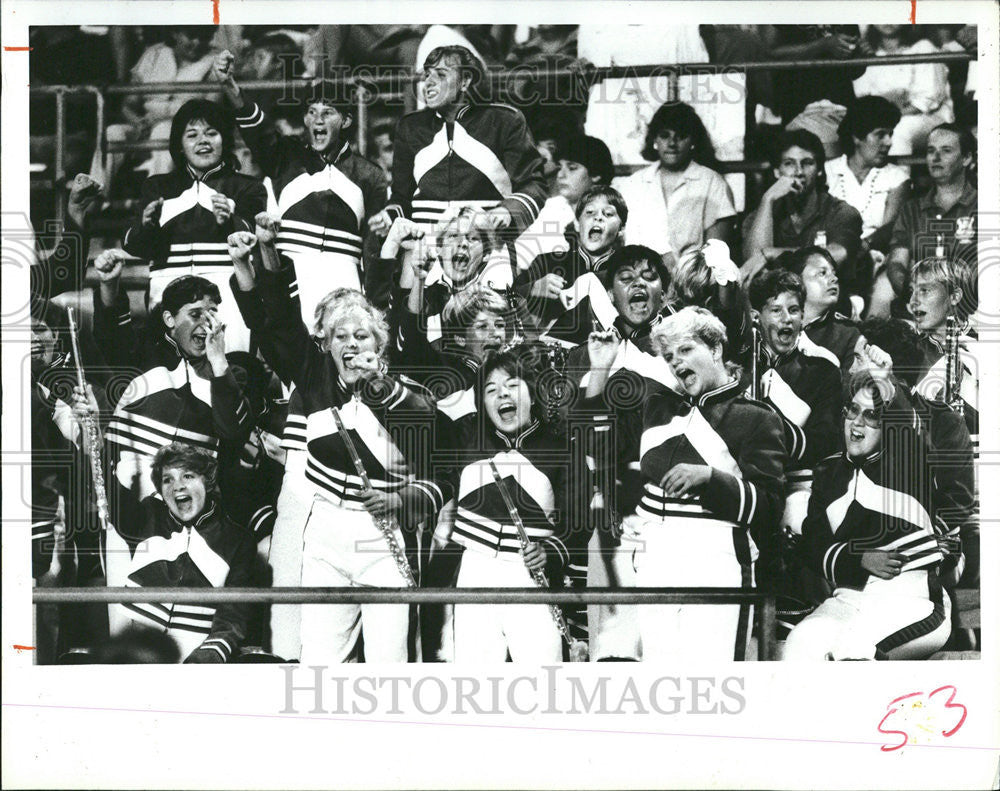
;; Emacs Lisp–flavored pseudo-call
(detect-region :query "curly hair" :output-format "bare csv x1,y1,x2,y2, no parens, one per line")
441,285,510,340
151,442,218,495
838,96,902,155
651,305,727,357
313,289,390,355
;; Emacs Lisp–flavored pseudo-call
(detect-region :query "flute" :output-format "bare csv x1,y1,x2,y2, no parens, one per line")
944,316,965,416
330,406,417,588
66,308,111,531
488,460,588,661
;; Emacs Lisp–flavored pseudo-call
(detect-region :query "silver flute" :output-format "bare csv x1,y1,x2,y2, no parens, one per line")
488,460,587,660
66,308,111,531
330,406,416,588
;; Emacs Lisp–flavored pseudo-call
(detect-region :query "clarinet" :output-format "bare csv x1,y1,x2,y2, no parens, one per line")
66,308,111,532
944,316,965,416
329,406,417,588
488,460,588,660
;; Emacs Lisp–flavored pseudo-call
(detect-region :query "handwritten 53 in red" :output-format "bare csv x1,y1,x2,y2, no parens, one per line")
877,685,967,752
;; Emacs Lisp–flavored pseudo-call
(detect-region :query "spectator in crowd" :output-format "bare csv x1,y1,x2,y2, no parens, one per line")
586,307,787,661
515,134,615,269
783,375,951,661
121,98,267,352
373,45,548,240
826,97,909,250
762,25,869,126
742,129,863,295
874,123,977,318
101,26,220,186
214,49,389,326
367,119,396,188
746,270,842,639
852,25,954,155
850,318,977,590
614,101,737,259
565,245,678,661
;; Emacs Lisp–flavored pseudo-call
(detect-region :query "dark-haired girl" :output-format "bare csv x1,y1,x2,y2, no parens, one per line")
123,98,267,352
445,347,586,662
614,101,736,259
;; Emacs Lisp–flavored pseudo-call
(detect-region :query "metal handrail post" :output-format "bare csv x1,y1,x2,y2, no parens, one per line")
54,87,66,225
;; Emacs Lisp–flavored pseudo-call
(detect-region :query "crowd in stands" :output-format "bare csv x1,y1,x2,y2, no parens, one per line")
27,25,979,664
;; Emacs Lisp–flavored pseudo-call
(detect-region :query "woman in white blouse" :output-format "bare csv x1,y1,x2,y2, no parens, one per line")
825,96,910,254
612,101,736,262
852,25,954,155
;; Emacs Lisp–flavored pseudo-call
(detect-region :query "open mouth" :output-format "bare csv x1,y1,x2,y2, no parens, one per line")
911,310,926,323
675,368,696,389
496,402,517,421
777,328,795,342
312,127,330,145
173,493,193,511
195,147,214,156
587,225,605,242
827,285,840,297
849,428,866,442
191,332,207,345
628,289,648,306
341,352,357,368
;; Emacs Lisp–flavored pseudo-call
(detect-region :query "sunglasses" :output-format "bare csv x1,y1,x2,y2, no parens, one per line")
843,402,881,428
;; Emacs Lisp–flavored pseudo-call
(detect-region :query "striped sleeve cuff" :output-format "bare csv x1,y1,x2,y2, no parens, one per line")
281,416,308,451
508,192,541,220
541,535,569,569
399,479,446,518
198,637,234,661
736,480,759,526
385,204,405,221
235,102,264,128
785,420,807,462
249,505,277,540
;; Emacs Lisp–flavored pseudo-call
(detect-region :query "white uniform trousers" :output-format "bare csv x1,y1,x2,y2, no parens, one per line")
284,251,362,332
586,528,642,661
267,452,311,661
453,550,562,663
631,519,753,662
783,571,950,661
149,266,252,353
299,496,410,665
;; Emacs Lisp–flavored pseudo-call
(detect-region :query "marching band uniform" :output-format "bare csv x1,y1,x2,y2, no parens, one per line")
115,494,255,662
252,261,447,664
802,308,861,377
123,163,267,352
589,378,787,661
784,397,952,661
385,103,547,234
234,101,389,324
448,419,577,662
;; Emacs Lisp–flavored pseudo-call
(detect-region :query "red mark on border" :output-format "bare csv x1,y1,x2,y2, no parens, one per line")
12,645,36,651
4,46,33,51
878,686,967,752
910,0,917,23
212,0,220,24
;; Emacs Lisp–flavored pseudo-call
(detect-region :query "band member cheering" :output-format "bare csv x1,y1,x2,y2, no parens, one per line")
784,376,951,660
122,99,266,352
236,217,447,663
586,307,787,661
214,49,389,325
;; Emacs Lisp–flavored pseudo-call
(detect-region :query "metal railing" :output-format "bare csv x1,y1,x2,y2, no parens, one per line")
33,586,779,661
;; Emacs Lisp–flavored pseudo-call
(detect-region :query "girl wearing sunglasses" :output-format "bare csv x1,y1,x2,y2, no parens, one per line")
783,375,951,660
